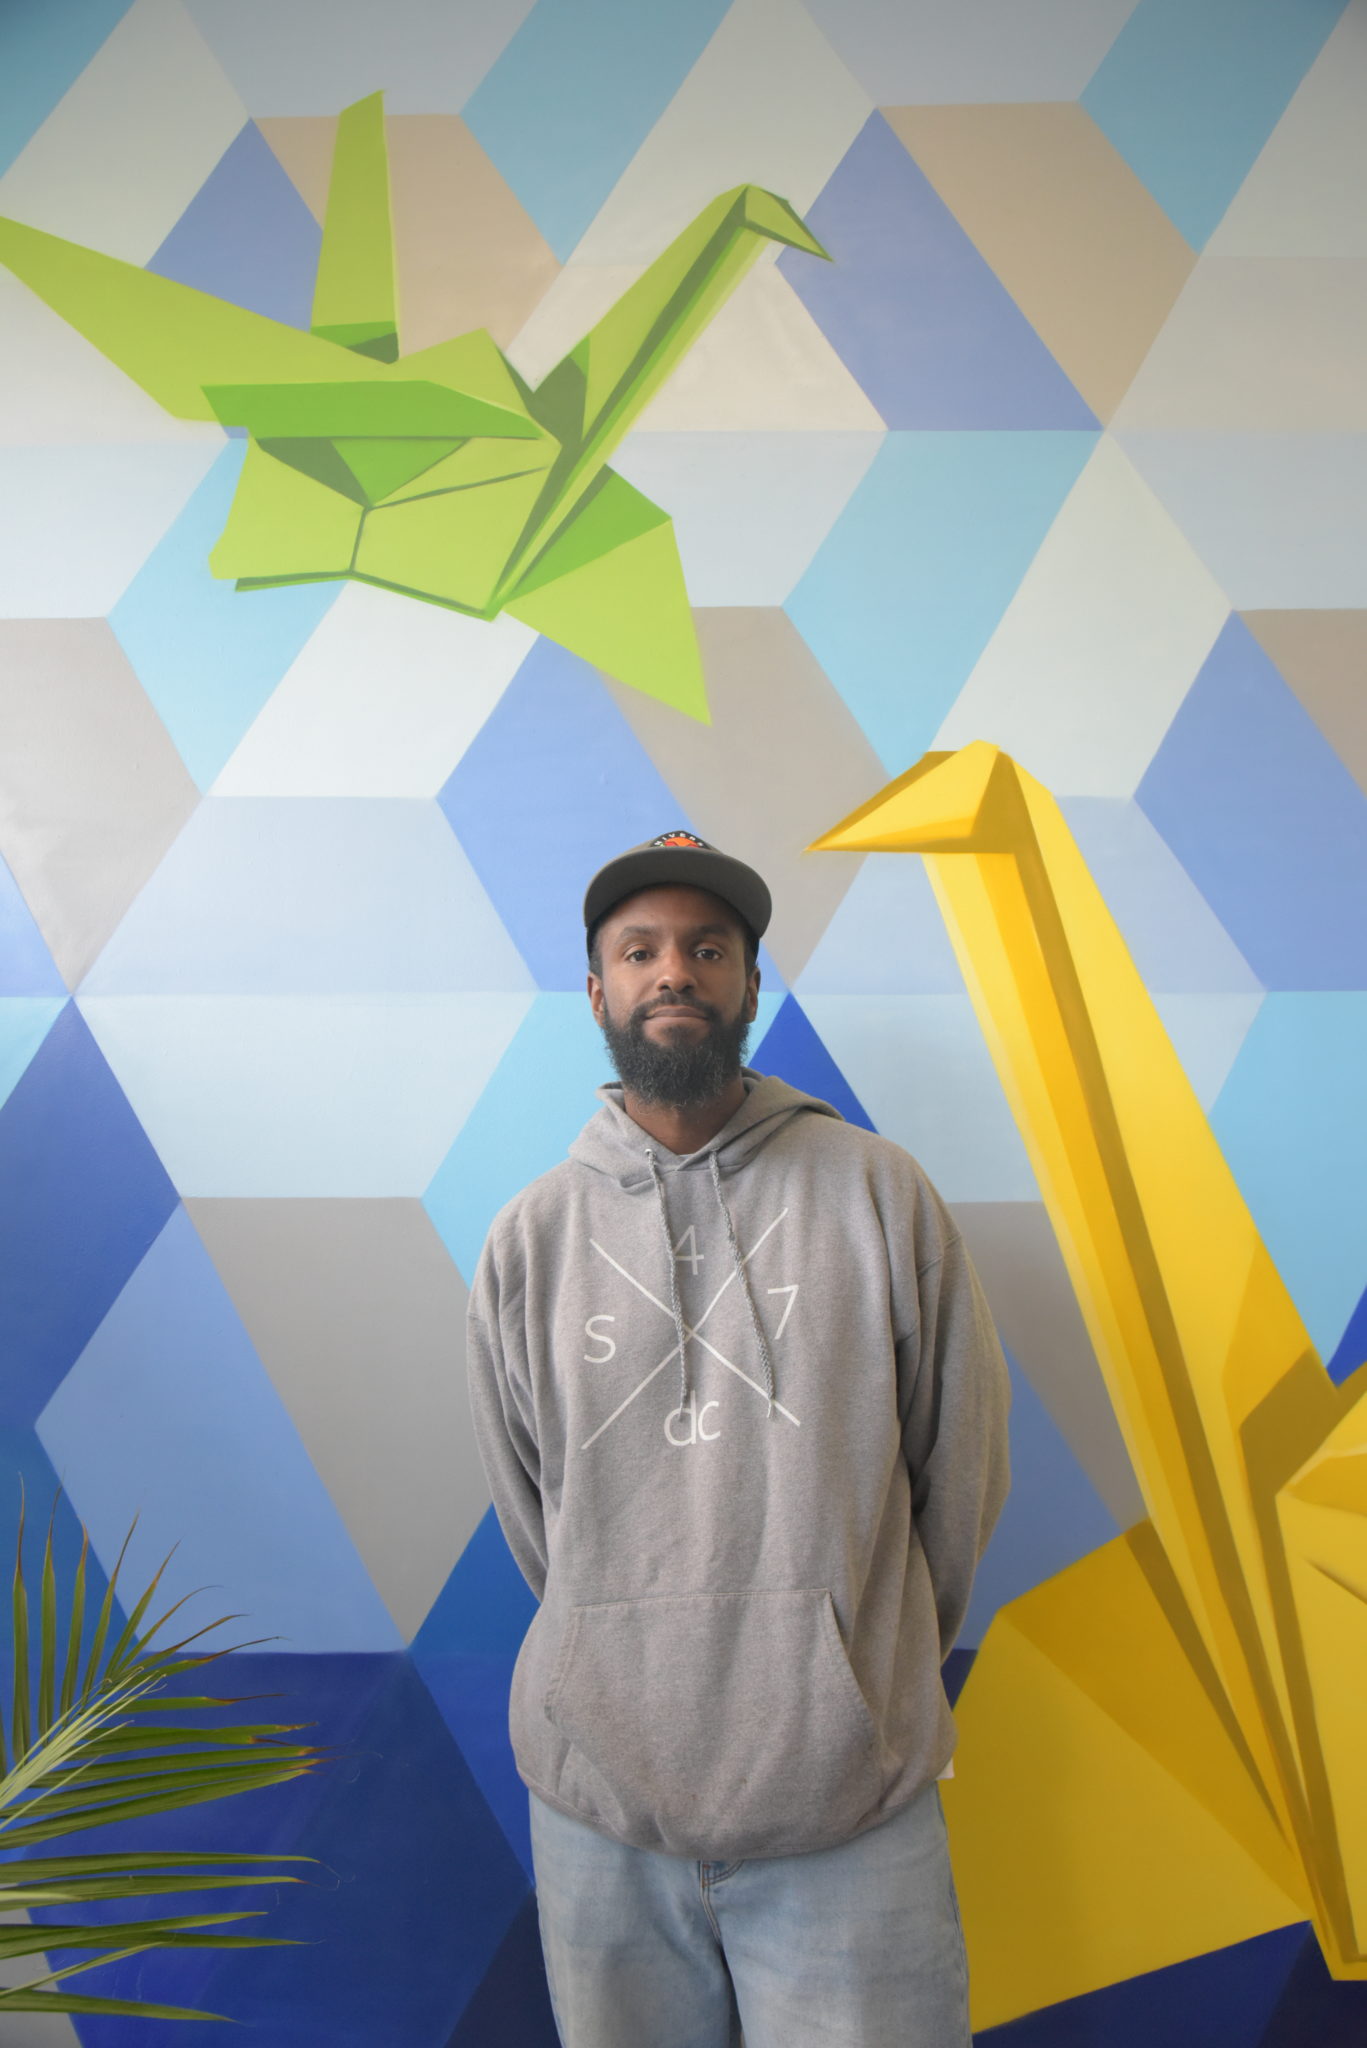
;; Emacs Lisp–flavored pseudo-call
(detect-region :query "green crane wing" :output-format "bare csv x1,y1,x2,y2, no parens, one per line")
0,213,541,447
310,90,398,362
505,469,707,721
391,330,548,434
0,215,393,421
202,379,540,439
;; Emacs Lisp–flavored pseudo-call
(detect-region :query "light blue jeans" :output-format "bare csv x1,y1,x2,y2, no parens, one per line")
529,1783,971,2047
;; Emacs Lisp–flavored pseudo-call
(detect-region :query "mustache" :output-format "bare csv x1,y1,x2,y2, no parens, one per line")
634,996,719,1024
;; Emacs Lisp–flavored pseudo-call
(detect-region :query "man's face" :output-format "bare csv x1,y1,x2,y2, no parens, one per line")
588,885,761,1109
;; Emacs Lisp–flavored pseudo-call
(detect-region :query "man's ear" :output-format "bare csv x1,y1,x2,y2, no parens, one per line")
745,964,761,1022
587,971,606,1025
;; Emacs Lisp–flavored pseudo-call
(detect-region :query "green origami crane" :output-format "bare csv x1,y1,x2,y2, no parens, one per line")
0,93,830,720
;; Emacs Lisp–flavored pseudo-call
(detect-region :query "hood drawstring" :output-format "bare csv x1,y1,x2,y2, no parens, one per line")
646,1150,692,1415
709,1151,777,1418
645,1146,779,1422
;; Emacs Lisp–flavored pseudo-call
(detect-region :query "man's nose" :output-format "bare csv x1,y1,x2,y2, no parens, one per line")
655,948,695,990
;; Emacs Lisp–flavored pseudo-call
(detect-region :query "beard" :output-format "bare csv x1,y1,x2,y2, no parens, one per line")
600,995,751,1110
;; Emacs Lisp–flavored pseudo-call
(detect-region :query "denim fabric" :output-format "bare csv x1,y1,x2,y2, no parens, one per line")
529,1782,971,2047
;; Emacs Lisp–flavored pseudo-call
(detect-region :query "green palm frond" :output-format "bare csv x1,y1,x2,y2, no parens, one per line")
0,1490,323,2024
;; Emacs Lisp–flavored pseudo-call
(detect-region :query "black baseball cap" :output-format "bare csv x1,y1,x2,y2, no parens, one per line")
584,832,771,954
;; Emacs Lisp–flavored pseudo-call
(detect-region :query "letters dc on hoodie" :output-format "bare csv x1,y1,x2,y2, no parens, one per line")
467,1073,1011,1862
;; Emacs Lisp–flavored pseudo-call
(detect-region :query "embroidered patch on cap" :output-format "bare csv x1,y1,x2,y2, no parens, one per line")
651,831,708,850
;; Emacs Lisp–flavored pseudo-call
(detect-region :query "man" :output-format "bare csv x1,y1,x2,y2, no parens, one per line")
468,831,1010,2047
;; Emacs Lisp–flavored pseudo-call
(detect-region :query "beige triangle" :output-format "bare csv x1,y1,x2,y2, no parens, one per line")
256,115,336,225
953,1202,1144,1528
605,608,883,981
885,103,1195,421
387,115,560,354
0,621,198,988
504,264,639,390
187,1199,485,1642
632,262,885,431
258,114,562,358
1242,609,1367,796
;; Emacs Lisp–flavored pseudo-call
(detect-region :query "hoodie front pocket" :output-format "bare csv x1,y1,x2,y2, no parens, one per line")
545,1587,881,1859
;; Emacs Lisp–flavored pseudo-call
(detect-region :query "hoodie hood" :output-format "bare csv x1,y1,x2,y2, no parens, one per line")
568,1070,843,1190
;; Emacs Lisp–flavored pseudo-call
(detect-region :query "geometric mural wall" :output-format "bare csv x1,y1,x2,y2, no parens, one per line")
2,0,1366,2040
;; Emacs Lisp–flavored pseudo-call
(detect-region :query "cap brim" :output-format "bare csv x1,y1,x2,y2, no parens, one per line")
584,848,771,945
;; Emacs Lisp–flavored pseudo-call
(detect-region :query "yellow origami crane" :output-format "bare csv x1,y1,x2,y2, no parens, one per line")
813,743,1367,2029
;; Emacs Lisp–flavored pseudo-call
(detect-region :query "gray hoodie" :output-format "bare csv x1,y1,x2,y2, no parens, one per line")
467,1071,1010,1862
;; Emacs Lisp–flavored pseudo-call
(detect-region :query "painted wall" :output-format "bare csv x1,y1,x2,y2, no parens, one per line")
1,0,1365,2041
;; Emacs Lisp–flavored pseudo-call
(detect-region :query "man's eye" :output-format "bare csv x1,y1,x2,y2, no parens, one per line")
625,948,650,962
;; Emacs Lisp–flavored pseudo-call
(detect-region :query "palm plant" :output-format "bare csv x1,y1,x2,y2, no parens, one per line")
0,1491,323,2023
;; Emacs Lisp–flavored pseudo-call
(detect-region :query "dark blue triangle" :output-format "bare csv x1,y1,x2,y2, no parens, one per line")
413,1507,540,1882
981,1922,1307,2047
129,1654,530,2045
446,1891,559,2047
943,1646,975,1708
753,994,875,1130
1258,1930,1367,2047
415,1504,538,1663
1325,1279,1367,1387
28,1651,399,2044
0,1001,178,1426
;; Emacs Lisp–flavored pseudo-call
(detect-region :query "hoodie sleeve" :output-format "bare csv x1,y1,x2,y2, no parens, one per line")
467,1227,548,1601
897,1220,1011,1657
